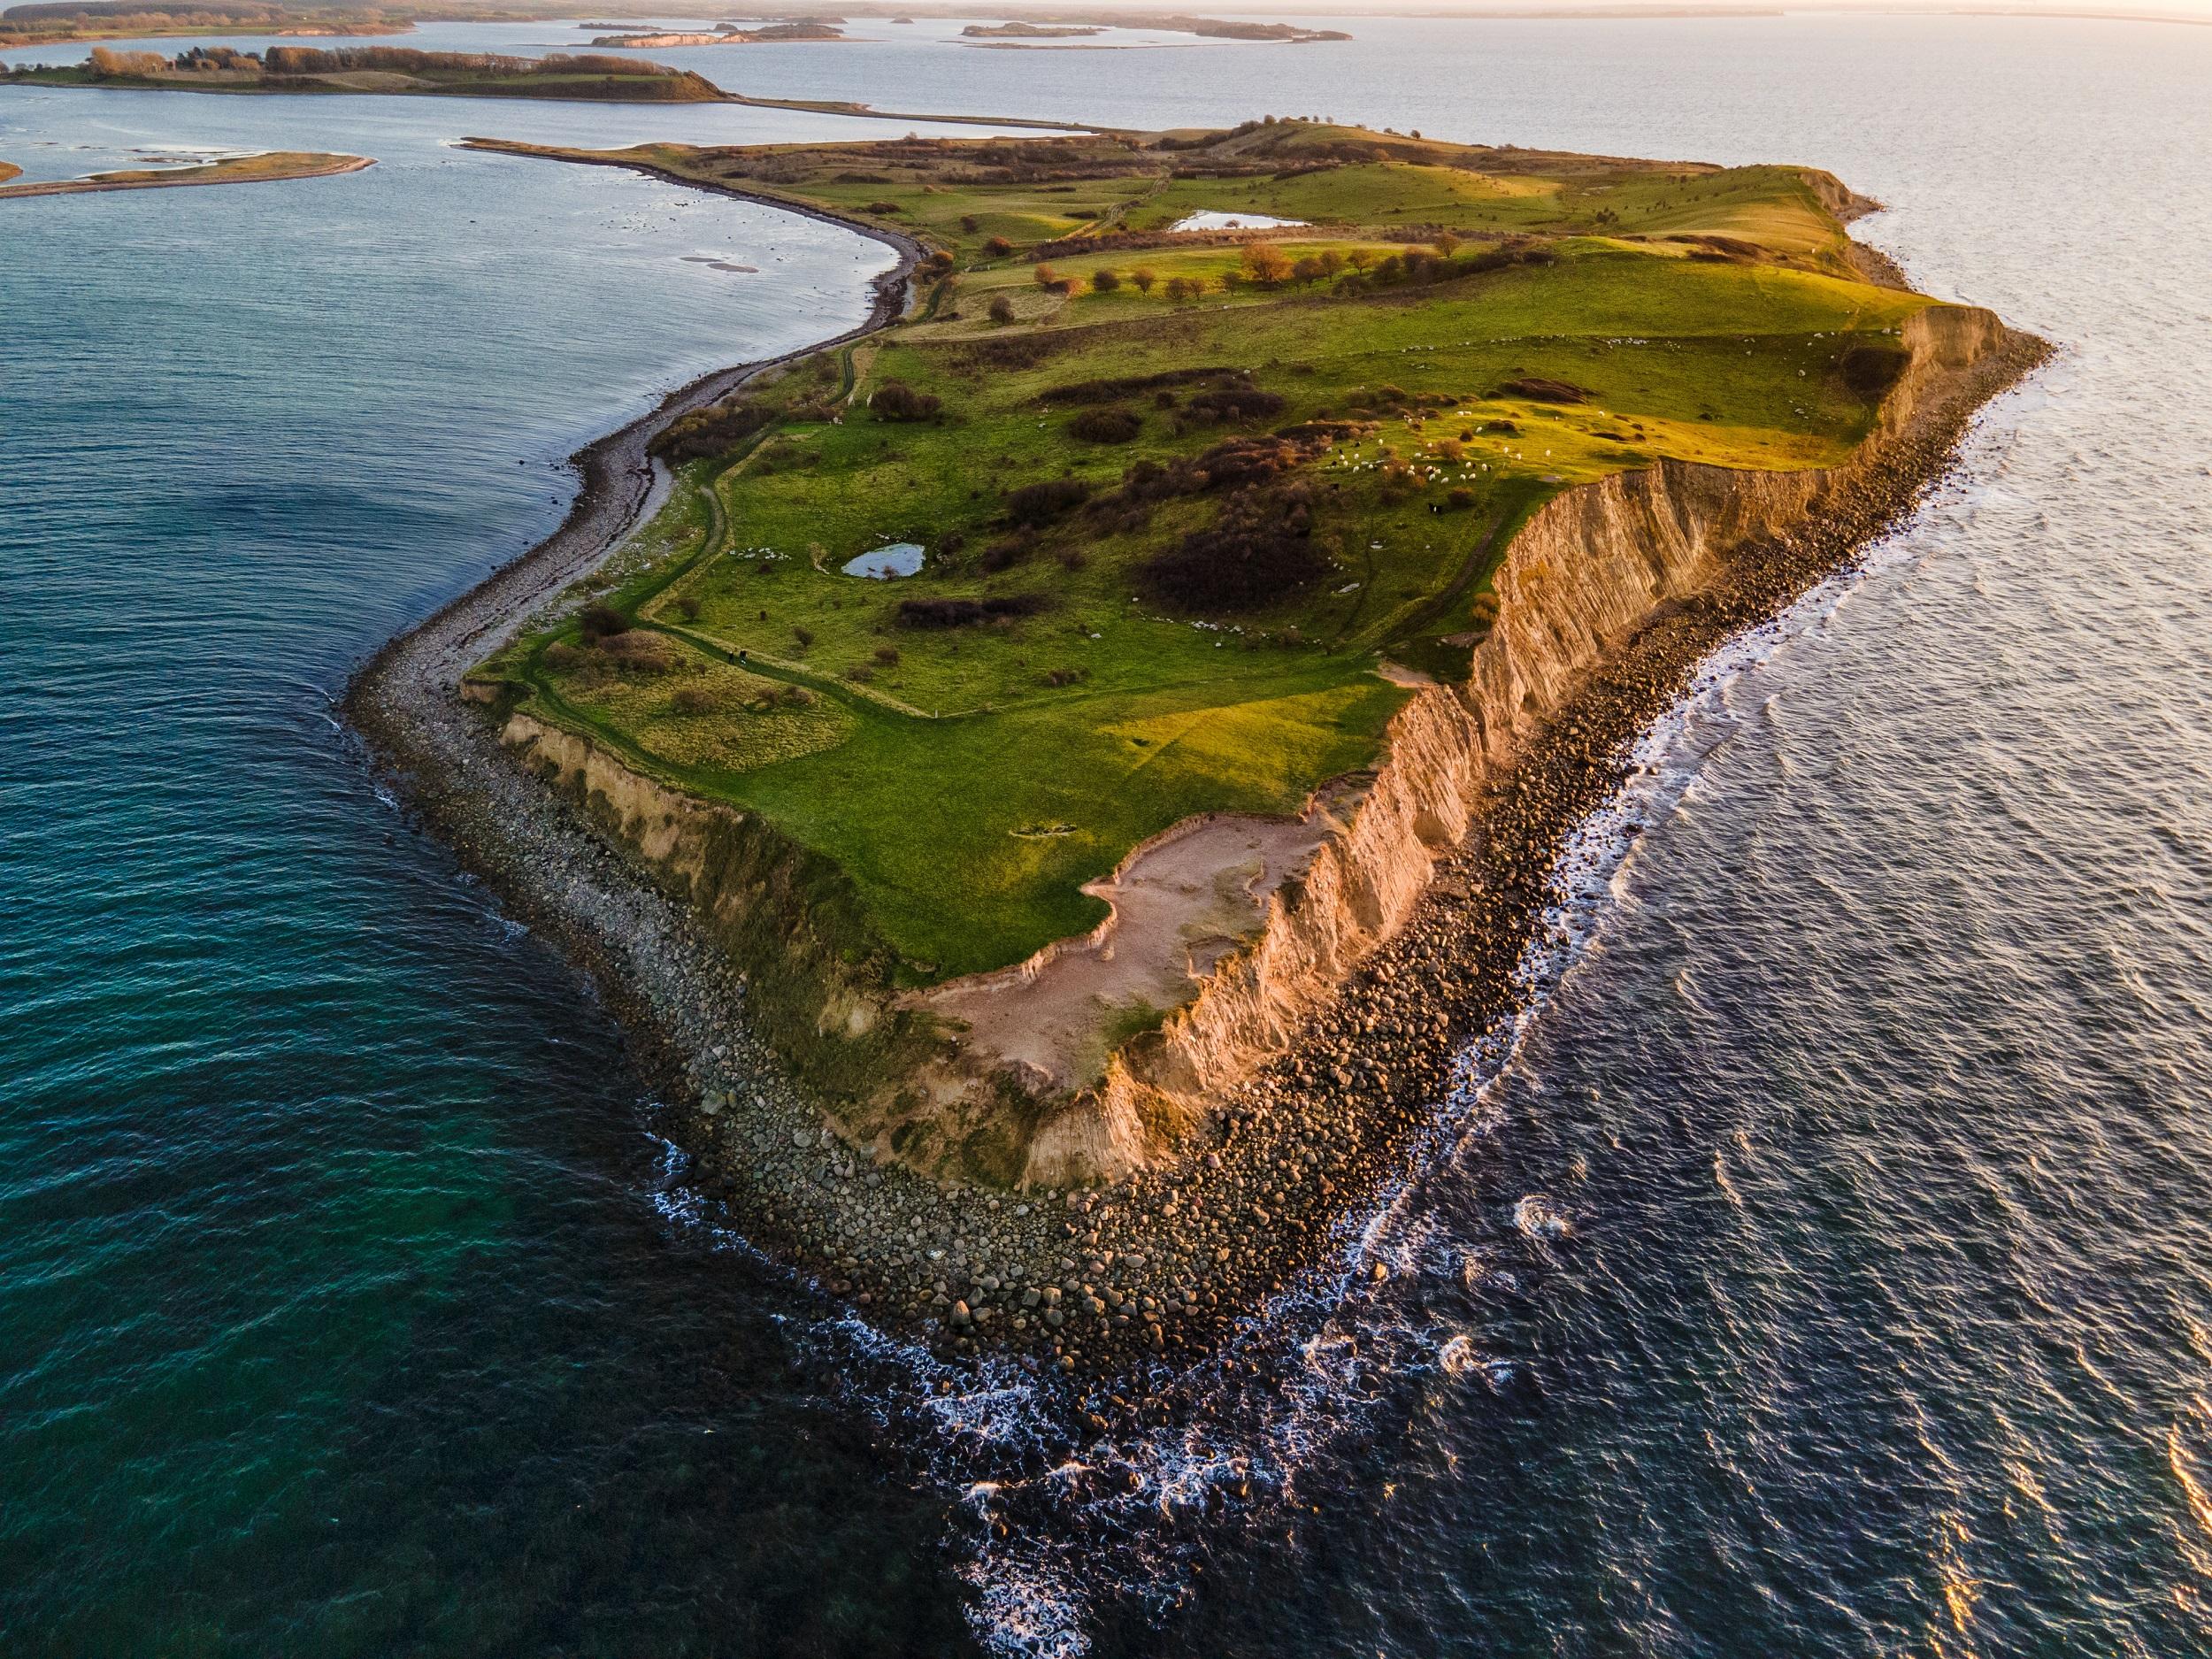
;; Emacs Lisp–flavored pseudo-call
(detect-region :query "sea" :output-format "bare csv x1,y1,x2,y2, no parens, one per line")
4,14,2209,1656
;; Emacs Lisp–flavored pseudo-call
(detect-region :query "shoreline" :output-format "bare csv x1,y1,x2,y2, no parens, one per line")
347,153,2047,1408
0,150,371,197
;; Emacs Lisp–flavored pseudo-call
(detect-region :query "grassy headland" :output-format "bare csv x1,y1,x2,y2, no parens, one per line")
0,147,370,196
4,42,723,99
465,121,1930,990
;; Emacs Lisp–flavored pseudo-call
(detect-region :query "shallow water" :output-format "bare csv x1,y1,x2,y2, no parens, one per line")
1166,211,1308,232
844,541,925,580
6,14,2212,1657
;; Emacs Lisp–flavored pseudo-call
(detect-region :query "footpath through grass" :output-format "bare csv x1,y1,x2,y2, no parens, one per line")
470,119,1932,979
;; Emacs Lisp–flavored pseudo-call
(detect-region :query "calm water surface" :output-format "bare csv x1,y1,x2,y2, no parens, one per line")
4,16,2210,1658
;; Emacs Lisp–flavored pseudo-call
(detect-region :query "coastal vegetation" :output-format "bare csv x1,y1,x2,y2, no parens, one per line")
0,0,510,48
4,41,722,98
468,119,1930,989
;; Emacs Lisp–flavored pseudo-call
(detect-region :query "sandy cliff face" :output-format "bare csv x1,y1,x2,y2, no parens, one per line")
502,304,2014,1188
1018,303,2012,1183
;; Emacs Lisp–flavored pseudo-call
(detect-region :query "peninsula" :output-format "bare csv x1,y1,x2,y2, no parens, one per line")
0,147,370,197
350,118,2043,1386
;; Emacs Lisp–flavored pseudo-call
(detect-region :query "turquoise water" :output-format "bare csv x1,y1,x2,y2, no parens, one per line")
7,16,2212,1657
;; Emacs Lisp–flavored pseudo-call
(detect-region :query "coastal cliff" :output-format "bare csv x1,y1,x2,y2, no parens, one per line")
1018,303,2013,1179
492,303,2027,1189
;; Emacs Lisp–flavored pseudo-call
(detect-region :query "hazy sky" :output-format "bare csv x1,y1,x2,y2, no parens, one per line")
1083,0,2212,18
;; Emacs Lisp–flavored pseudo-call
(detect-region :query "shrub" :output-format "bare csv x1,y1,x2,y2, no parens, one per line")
1070,406,1141,443
873,644,902,666
1038,365,1247,405
792,626,814,649
987,294,1016,324
870,380,942,421
88,46,165,76
979,532,1034,572
1184,385,1286,424
544,641,587,672
1004,477,1091,525
1129,266,1157,294
1033,263,1060,288
960,214,979,232
1090,268,1120,292
896,593,1048,628
985,235,1013,256
1138,482,1325,612
650,398,772,462
579,602,627,641
598,632,673,673
1240,242,1293,287
1444,487,1477,511
671,686,721,715
777,685,815,709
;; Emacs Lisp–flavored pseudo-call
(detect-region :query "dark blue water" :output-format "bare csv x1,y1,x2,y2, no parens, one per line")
6,15,2212,1658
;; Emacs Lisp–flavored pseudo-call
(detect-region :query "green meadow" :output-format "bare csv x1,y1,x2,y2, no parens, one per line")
472,120,1932,979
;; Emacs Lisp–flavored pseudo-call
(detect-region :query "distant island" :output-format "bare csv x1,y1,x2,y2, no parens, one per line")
590,21,845,47
961,21,1104,37
0,147,370,197
0,0,486,50
4,42,725,99
349,115,2042,1377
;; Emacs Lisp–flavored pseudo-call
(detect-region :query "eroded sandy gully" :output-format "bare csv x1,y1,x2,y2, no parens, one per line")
349,171,2046,1387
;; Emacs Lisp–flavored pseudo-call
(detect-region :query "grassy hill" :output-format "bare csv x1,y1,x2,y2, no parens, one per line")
469,120,1931,982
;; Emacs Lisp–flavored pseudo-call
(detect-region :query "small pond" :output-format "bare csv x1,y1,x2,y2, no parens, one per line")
841,542,924,579
1169,211,1310,232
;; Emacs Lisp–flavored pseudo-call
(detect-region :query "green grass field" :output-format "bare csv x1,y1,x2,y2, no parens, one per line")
472,119,1932,982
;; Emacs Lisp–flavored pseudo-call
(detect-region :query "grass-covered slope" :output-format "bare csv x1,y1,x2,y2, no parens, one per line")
471,120,1932,981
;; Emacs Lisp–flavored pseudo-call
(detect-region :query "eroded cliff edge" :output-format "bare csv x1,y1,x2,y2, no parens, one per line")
1033,303,2026,1180
494,303,2039,1194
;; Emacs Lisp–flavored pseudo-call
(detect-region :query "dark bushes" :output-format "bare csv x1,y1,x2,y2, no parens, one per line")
652,398,772,461
1069,406,1141,443
896,593,1048,628
1184,385,1286,424
579,602,628,641
1035,366,1248,406
1004,477,1091,525
870,381,942,421
1137,482,1325,612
